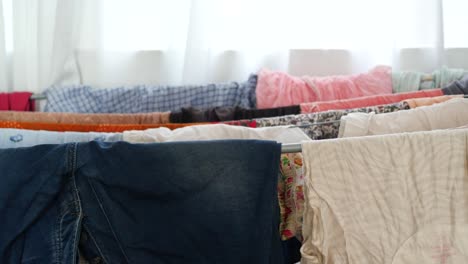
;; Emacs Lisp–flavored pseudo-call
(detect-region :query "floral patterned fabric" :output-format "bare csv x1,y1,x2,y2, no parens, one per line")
278,153,305,241
273,102,410,241
257,102,410,140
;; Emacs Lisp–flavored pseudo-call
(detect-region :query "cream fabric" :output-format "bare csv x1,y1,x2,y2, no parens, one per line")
123,124,311,144
338,98,468,138
301,129,468,264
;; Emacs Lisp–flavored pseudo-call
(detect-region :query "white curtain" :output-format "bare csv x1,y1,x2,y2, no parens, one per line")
0,0,82,92
1,0,468,92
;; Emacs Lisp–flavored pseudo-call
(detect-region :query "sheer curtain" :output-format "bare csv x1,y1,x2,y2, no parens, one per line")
77,0,468,88
0,0,82,92
1,0,468,92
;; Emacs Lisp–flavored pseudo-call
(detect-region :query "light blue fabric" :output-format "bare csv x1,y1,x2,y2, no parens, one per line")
433,67,467,89
44,75,257,113
392,71,423,93
0,128,122,148
392,66,468,93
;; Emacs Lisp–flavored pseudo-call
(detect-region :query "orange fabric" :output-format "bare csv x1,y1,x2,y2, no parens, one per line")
0,121,209,132
403,95,463,108
300,89,444,113
0,111,171,124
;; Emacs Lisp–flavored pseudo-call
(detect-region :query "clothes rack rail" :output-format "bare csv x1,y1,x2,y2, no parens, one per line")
30,94,47,100
281,143,302,153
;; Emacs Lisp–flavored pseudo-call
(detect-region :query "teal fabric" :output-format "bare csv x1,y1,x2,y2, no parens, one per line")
392,71,423,93
433,67,466,89
392,66,468,93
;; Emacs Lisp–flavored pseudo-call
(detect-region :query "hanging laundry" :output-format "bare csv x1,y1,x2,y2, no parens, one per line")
256,102,410,140
442,75,468,95
0,121,209,132
122,124,312,248
391,71,424,93
278,152,305,241
0,128,122,148
300,89,443,113
256,66,392,109
0,140,284,263
44,74,257,113
392,66,468,93
339,98,468,138
169,105,300,123
0,111,170,124
123,124,310,144
402,95,463,108
301,129,468,264
433,66,467,89
0,92,34,111
221,119,257,128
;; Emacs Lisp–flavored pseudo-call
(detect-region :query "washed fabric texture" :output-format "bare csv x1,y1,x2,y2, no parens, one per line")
0,121,209,132
403,95,463,108
122,124,311,247
391,71,424,93
257,102,410,140
256,66,392,109
301,129,468,264
0,111,170,124
432,67,467,89
339,98,468,138
123,124,311,144
262,102,408,240
0,92,34,111
442,75,468,95
278,153,305,241
170,105,300,123
392,67,467,93
0,140,283,263
300,89,443,113
0,128,122,148
221,119,257,128
44,74,257,113
281,238,302,264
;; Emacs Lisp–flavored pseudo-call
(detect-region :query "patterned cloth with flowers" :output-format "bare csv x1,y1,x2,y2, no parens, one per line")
256,102,410,140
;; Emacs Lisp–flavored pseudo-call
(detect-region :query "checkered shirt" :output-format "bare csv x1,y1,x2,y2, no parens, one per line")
44,75,257,113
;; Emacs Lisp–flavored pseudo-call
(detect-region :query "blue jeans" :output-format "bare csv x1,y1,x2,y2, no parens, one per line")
0,140,283,263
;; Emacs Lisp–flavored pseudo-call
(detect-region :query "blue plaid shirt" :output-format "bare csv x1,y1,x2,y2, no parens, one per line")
44,75,257,113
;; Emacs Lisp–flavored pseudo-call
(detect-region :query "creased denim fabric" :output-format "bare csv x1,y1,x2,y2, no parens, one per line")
44,75,257,113
0,140,282,264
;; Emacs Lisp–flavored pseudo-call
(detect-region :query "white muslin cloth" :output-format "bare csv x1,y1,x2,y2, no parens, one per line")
339,98,468,138
123,124,311,144
301,129,468,264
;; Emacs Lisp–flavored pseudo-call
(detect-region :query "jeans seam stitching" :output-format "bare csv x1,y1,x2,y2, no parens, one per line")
87,177,131,263
83,225,109,264
70,143,83,263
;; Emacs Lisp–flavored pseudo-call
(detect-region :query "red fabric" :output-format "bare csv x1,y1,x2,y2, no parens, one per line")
300,89,444,113
0,93,8,110
219,120,257,128
0,92,34,111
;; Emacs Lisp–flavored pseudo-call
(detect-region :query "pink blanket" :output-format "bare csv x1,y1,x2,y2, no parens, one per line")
256,66,392,109
300,89,444,113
